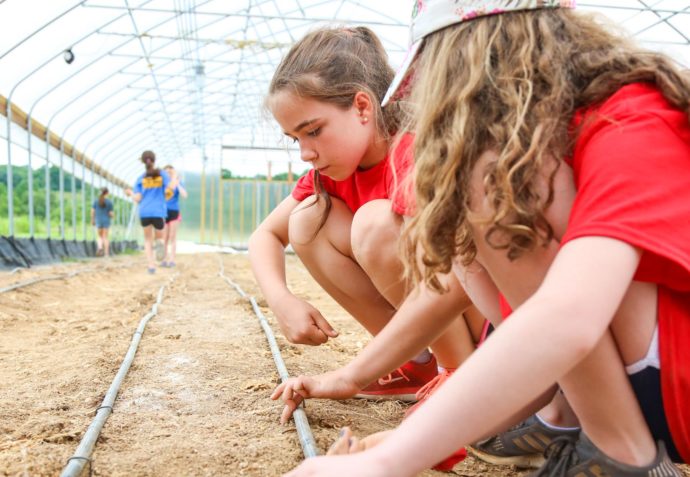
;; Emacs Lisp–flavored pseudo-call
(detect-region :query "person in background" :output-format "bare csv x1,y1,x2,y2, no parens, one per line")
161,164,187,267
91,187,114,257
126,150,175,274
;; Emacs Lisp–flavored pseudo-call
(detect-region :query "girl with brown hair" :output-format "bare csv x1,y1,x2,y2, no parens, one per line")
126,150,176,273
251,25,489,446
280,1,690,476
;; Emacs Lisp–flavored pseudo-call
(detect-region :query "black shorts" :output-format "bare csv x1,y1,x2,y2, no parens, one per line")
140,217,165,230
165,210,180,223
629,366,682,462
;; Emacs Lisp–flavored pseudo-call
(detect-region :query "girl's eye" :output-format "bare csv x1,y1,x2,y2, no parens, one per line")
307,127,320,137
290,137,298,144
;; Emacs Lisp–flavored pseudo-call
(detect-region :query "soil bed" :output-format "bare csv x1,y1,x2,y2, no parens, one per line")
0,253,687,476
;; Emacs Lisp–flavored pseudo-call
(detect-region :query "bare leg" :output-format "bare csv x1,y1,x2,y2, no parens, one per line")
350,199,478,369
536,390,579,428
557,281,658,465
465,159,657,465
96,232,103,252
101,228,110,257
162,220,171,262
168,220,179,263
288,196,395,335
143,225,155,268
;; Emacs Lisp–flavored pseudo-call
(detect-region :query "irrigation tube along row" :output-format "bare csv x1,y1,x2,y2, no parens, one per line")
0,262,139,294
60,274,177,477
218,258,320,459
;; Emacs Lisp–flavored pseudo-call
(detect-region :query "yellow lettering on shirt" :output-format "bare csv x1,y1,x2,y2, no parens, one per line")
142,176,164,189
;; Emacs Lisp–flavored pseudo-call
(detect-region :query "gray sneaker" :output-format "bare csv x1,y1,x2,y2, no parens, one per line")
529,433,682,477
470,415,580,468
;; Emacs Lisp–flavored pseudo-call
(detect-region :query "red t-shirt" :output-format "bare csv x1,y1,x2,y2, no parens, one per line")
562,83,690,461
291,134,415,216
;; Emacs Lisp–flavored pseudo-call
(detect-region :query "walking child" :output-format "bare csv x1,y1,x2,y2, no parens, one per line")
126,150,175,274
91,187,114,257
161,164,187,267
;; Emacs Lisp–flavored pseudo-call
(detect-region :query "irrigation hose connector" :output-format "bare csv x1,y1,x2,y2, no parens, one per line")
219,259,320,459
60,274,177,477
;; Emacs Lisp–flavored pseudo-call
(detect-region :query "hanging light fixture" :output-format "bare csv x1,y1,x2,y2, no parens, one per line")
63,48,75,64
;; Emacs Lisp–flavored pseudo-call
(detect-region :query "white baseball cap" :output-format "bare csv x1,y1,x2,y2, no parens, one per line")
382,0,576,105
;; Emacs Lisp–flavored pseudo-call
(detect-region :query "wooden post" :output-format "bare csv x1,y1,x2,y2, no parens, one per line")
218,176,223,245
200,158,206,243
228,181,234,246
210,171,215,242
265,161,271,219
239,182,245,243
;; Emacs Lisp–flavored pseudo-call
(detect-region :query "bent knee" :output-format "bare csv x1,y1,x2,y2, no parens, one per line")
351,200,402,267
288,195,352,248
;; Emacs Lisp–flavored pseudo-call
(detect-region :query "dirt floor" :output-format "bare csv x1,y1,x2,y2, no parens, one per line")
0,253,688,477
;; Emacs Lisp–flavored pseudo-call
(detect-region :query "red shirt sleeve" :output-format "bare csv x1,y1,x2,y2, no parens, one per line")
291,170,316,202
563,84,690,291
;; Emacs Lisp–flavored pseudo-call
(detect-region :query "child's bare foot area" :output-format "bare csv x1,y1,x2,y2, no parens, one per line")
326,427,392,455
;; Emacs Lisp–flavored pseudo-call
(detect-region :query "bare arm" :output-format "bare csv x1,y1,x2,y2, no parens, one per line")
346,274,471,387
370,237,642,475
249,195,338,345
271,272,473,423
177,183,188,198
284,237,641,476
125,188,141,203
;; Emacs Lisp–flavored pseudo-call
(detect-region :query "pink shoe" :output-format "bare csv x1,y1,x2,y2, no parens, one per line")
404,367,457,417
354,356,438,402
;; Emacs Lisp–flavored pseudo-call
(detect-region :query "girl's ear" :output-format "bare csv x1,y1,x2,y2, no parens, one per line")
353,91,374,117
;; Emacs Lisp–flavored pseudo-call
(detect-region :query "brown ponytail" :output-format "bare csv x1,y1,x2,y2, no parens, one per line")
98,187,108,208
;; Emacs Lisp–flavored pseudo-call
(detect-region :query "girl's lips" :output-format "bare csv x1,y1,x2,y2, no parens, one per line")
316,166,329,173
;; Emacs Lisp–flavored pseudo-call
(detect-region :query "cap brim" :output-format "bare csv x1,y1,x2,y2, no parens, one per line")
381,39,422,107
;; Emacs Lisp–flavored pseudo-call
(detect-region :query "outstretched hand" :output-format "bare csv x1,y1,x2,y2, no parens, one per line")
270,370,361,424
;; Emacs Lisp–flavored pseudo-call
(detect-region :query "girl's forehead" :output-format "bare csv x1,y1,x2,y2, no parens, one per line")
270,91,345,130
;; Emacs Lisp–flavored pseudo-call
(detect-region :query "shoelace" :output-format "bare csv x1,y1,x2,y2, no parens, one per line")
377,367,411,385
532,436,579,477
414,368,454,401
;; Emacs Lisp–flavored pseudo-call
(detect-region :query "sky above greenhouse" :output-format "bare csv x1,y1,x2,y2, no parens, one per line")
1,0,689,181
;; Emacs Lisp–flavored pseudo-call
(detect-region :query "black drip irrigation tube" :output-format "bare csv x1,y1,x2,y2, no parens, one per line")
60,274,177,477
0,263,140,294
218,257,320,459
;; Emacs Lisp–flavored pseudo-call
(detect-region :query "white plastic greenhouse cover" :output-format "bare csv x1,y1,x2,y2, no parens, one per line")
1,0,689,185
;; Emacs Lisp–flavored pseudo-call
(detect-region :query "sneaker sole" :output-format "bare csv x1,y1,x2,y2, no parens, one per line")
353,392,418,402
468,446,545,469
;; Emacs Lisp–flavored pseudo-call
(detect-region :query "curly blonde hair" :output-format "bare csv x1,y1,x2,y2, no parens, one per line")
402,9,690,292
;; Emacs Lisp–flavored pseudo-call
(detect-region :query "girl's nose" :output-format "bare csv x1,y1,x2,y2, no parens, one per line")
300,146,317,163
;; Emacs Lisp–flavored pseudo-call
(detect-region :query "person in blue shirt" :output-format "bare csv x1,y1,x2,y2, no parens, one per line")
126,150,176,273
161,164,187,267
91,187,114,257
